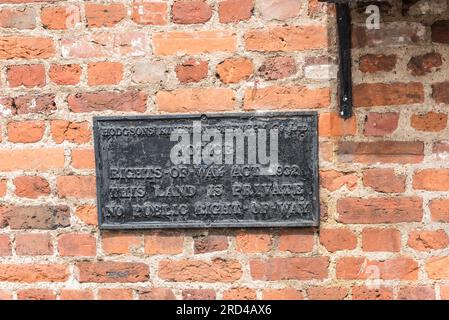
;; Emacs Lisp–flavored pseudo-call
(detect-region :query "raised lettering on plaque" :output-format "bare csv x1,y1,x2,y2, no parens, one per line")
93,112,319,229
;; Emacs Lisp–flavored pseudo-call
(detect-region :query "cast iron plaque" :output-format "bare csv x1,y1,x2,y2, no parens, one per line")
93,112,319,229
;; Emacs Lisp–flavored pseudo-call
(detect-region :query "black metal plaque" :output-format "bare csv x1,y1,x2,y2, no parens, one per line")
93,112,319,229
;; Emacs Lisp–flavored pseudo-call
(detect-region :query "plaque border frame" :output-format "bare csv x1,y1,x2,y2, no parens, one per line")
93,111,320,229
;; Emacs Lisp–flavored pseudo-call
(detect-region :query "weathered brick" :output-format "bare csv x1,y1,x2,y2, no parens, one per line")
7,121,45,143
426,256,449,279
398,286,435,300
216,58,253,84
18,289,56,300
75,205,98,226
362,228,401,252
132,1,167,25
245,26,327,51
7,94,56,115
153,31,236,55
338,141,424,164
429,199,449,222
68,91,147,113
218,0,254,23
5,205,70,229
182,289,216,300
308,287,348,300
7,64,45,88
259,56,296,80
235,231,272,253
102,233,142,255
431,20,449,44
139,288,175,300
88,62,123,85
243,86,330,110
411,112,447,132
15,233,52,255
432,82,449,104
13,176,51,198
433,140,449,160
278,229,314,253
413,169,449,191
223,288,256,300
60,290,94,300
0,7,36,29
51,120,91,144
263,288,303,300
0,148,64,171
408,230,449,251
49,64,81,85
259,0,301,20
131,60,166,84
250,257,329,280
77,262,149,283
172,0,212,24
0,37,55,59
359,54,397,73
362,168,406,193
336,257,418,280
176,59,208,83
407,52,442,76
319,228,357,252
0,290,12,300
41,5,80,30
159,259,242,282
144,232,184,255
364,112,399,136
354,82,424,107
320,170,357,191
0,234,11,256
58,233,96,257
98,288,133,300
193,234,228,254
0,264,68,282
85,3,126,27
352,286,393,300
57,176,96,198
71,149,95,169
156,88,235,113
337,197,423,224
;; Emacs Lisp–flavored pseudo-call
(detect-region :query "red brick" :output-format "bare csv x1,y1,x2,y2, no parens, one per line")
13,176,51,199
71,148,95,169
3,94,56,115
7,64,45,87
88,62,123,85
398,286,435,300
41,5,80,30
354,82,425,107
426,256,449,279
320,228,357,252
144,232,184,254
431,20,449,44
336,257,418,280
159,259,242,282
308,287,348,300
432,82,449,104
223,288,256,300
359,54,397,73
441,285,449,300
411,112,447,132
58,233,96,257
243,86,330,110
0,264,68,282
0,7,36,29
407,52,442,76
183,289,216,300
430,199,449,222
0,180,6,197
362,168,406,193
156,88,236,113
172,0,212,24
245,26,327,52
408,230,449,251
139,288,175,300
49,64,81,85
85,3,126,27
235,231,272,253
0,290,12,300
259,56,297,80
51,120,91,144
0,148,64,172
0,36,55,59
319,112,357,137
338,141,424,164
56,176,96,198
216,58,253,84
15,233,52,255
278,229,314,253
175,59,208,83
68,91,147,113
60,290,94,300
77,262,149,283
364,112,399,136
0,234,11,256
320,170,357,191
75,204,98,226
259,0,301,20
102,233,142,255
250,257,329,280
4,205,70,230
263,288,303,300
218,0,254,23
18,289,56,300
194,235,228,254
7,121,45,143
362,228,401,252
153,31,236,55
98,288,133,300
413,169,449,191
337,197,423,224
131,1,167,25
352,286,393,300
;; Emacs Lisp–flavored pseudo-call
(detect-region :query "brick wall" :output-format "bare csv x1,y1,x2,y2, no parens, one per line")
0,0,448,300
